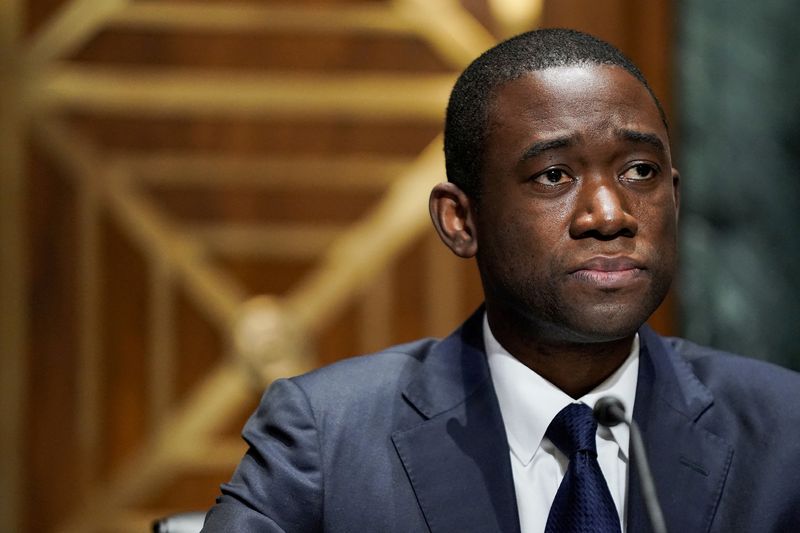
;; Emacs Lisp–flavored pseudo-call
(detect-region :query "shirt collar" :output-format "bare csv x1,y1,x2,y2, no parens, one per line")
484,314,639,466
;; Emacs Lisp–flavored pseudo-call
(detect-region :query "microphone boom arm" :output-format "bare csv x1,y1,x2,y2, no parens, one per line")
594,397,667,533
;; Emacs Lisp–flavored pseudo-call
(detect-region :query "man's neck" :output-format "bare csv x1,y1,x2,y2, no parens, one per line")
486,310,636,399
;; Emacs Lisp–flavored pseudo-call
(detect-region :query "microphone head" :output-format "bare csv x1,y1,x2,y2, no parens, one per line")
593,396,627,427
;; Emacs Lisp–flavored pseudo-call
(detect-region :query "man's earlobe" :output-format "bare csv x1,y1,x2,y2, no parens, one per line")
429,182,478,258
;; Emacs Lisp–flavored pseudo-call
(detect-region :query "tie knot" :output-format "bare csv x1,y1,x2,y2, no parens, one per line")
546,403,598,457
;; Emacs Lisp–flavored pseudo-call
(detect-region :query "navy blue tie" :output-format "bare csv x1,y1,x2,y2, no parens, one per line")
544,403,622,533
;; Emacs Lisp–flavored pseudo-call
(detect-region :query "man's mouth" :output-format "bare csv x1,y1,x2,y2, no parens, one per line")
570,256,645,289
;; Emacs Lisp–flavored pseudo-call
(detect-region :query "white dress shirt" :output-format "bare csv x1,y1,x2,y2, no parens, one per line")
484,315,639,533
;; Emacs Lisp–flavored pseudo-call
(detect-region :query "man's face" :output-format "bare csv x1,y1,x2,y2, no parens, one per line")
474,64,679,343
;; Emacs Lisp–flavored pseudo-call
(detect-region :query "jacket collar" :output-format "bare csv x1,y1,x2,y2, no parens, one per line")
401,308,490,419
392,308,521,533
629,325,732,533
393,313,732,533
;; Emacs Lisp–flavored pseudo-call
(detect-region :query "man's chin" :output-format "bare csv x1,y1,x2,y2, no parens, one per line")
553,303,655,343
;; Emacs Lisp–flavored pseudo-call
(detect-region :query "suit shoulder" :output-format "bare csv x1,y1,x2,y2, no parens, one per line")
664,336,800,403
289,337,438,403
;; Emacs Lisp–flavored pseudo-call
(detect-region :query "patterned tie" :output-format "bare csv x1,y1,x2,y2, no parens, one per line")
544,403,622,533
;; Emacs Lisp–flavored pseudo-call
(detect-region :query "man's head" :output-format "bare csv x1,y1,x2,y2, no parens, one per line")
430,29,679,348
444,28,667,201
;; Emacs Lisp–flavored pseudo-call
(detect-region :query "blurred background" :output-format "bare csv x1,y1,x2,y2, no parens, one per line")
0,0,797,531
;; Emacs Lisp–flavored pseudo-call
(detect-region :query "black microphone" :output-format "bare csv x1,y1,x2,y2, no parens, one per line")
594,396,667,533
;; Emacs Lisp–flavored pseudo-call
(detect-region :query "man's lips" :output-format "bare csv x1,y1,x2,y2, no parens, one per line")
569,256,646,288
573,256,644,272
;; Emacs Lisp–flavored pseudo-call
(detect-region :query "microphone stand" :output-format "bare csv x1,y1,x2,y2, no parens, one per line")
594,397,667,533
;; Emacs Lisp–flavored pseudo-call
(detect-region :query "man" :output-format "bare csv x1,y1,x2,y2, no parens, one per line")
202,29,800,532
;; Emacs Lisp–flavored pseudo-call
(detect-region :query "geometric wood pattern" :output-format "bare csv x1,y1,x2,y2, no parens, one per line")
0,1,674,531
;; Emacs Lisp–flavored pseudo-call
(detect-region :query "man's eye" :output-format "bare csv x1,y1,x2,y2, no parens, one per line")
534,168,571,185
621,163,656,181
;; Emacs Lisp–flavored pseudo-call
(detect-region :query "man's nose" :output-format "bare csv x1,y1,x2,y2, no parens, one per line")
569,179,638,239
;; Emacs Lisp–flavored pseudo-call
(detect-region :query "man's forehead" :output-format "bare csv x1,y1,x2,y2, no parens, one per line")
481,64,671,166
487,64,666,134
492,64,651,105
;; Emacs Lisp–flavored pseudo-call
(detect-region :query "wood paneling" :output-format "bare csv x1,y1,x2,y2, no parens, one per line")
25,0,71,34
316,300,360,366
146,187,381,224
72,30,451,72
135,470,233,513
6,2,675,531
212,256,316,296
24,143,82,533
393,234,429,344
67,114,441,155
99,211,151,479
174,285,224,401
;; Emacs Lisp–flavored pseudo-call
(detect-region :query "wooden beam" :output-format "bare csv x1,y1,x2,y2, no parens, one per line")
34,119,247,333
56,356,312,533
108,1,412,35
359,268,394,354
396,0,497,68
488,0,544,37
232,296,315,388
76,150,102,496
34,120,314,532
424,232,464,337
0,0,21,65
56,362,257,533
187,224,344,259
89,512,152,533
34,65,455,120
107,174,248,332
117,153,411,191
0,3,25,530
171,437,247,470
149,257,175,428
24,0,128,67
286,136,445,333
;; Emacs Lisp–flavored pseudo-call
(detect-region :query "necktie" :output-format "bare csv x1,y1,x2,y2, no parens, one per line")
545,403,622,533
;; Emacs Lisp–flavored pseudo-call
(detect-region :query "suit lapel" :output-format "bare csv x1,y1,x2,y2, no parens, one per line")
392,316,735,533
392,311,520,533
629,326,733,533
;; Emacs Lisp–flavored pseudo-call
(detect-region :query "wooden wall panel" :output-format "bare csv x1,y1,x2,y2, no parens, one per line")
174,285,224,401
393,234,429,344
212,257,316,296
4,1,675,531
146,187,381,224
25,0,71,34
317,300,360,365
135,471,233,514
542,0,674,121
213,395,260,439
67,115,441,156
24,144,82,533
99,212,151,479
72,30,451,72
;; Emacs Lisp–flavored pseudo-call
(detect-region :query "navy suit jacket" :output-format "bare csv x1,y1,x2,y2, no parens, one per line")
203,311,800,532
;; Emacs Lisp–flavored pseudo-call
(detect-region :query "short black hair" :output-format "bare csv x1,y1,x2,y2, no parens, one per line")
444,28,667,200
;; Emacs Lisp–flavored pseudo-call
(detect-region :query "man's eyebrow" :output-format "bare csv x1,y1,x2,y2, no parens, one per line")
616,128,666,154
520,136,575,161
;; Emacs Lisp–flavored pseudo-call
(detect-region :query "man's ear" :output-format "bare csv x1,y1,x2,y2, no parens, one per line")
429,182,478,258
671,167,681,220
